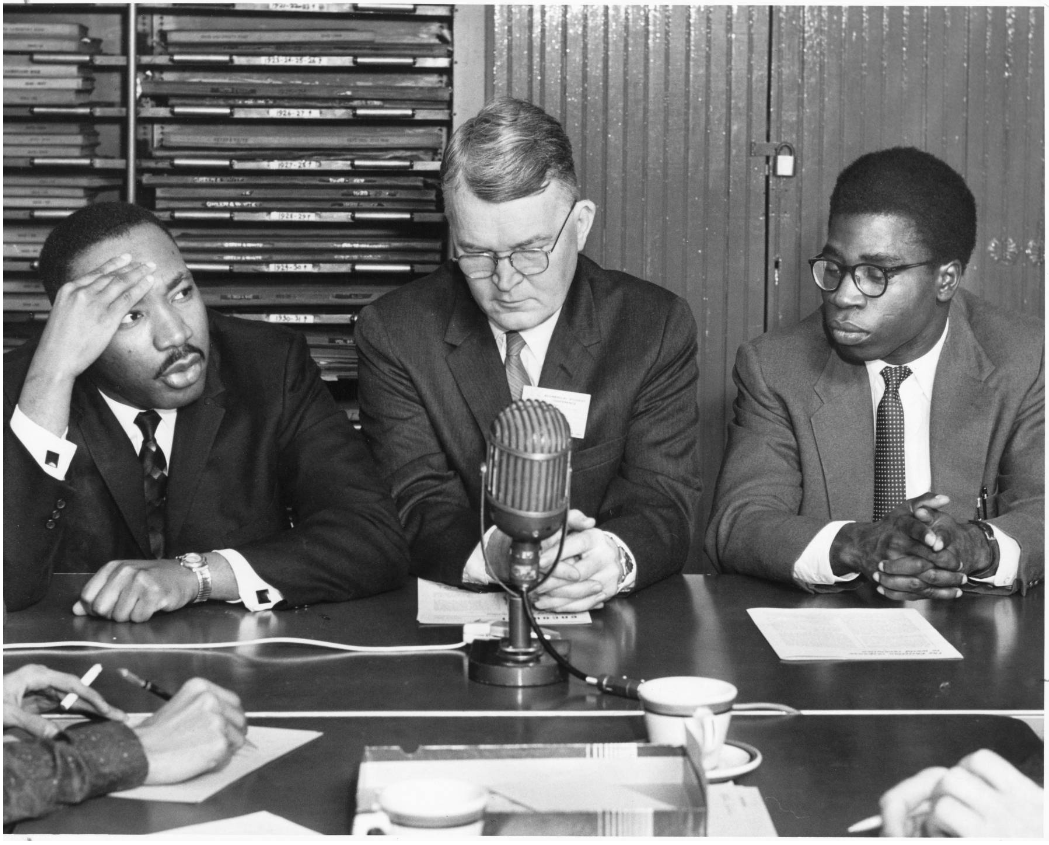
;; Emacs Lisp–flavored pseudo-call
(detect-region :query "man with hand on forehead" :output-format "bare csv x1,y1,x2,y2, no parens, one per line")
4,201,409,620
357,97,701,612
707,147,1043,598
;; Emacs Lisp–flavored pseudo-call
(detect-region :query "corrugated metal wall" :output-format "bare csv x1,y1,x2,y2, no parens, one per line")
485,5,771,568
768,6,1045,328
475,5,1044,570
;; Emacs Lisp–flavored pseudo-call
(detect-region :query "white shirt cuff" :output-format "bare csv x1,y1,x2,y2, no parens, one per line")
218,548,284,610
10,404,77,480
603,531,637,594
462,526,497,585
970,524,1020,588
792,521,861,586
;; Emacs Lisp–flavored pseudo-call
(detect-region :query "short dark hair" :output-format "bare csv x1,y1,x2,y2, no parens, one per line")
37,201,178,301
829,147,977,270
440,96,579,204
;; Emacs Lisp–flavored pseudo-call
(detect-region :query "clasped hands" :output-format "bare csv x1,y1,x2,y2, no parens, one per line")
830,492,997,600
485,509,623,613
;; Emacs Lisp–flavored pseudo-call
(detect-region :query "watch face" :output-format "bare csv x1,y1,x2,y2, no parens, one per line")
180,553,204,568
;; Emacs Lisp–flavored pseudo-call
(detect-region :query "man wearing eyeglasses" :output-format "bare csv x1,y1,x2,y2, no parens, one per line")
707,147,1043,598
357,97,701,611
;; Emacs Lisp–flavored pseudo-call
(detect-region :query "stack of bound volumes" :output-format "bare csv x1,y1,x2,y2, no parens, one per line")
133,4,452,385
4,22,100,106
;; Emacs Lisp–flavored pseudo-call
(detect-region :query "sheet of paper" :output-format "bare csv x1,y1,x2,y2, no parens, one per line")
417,578,591,625
153,810,320,835
112,726,321,803
747,607,963,661
707,783,778,837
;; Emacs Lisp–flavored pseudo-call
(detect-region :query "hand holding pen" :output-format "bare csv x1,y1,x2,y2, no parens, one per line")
849,749,1044,837
118,670,257,759
3,663,125,739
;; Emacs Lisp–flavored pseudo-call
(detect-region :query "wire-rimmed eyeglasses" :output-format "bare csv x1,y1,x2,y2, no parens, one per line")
455,202,578,280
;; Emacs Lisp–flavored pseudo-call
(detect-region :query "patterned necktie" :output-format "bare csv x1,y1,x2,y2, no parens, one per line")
873,365,912,521
505,330,531,402
134,410,168,558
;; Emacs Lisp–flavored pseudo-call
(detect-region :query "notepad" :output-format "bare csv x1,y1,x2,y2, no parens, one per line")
112,726,321,803
747,608,963,661
153,810,320,835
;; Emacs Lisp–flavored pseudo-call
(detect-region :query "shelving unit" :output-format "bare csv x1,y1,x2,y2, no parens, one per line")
3,2,454,423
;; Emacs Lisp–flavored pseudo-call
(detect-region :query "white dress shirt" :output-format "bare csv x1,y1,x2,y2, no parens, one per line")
461,308,637,593
793,318,1019,588
10,395,283,611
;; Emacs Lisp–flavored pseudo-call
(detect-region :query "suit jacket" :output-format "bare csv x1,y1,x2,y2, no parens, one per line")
4,311,410,611
356,255,702,590
706,289,1044,595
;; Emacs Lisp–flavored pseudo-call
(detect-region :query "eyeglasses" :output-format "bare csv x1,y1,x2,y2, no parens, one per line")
808,256,938,299
455,202,578,280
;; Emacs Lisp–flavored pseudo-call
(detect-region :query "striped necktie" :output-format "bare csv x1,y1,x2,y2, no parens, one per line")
134,410,168,558
505,330,531,402
873,365,912,521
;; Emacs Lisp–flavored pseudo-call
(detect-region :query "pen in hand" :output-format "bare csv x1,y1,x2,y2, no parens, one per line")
847,800,931,835
117,668,257,750
60,663,103,711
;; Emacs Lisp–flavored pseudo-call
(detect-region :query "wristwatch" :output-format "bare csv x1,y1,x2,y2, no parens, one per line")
966,519,1000,580
609,535,634,591
177,552,213,603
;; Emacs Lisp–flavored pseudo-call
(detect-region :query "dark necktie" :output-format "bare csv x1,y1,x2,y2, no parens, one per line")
134,410,168,558
873,365,912,521
505,330,531,402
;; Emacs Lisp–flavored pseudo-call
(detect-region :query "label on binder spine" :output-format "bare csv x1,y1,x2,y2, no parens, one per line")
267,211,319,221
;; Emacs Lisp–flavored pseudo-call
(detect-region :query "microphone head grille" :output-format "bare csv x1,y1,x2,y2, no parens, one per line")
485,400,572,523
490,399,572,453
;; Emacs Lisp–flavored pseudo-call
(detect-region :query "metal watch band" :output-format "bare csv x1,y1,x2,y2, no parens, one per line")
178,553,213,603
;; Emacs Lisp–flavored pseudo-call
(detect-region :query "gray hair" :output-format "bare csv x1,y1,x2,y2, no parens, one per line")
440,97,579,205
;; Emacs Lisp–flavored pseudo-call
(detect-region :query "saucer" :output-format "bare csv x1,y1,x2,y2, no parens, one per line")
705,740,762,782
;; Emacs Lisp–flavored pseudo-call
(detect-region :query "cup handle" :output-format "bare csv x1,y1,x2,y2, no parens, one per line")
688,706,719,766
354,810,392,835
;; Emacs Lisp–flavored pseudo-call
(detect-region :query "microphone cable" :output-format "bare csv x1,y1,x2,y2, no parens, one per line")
521,594,643,700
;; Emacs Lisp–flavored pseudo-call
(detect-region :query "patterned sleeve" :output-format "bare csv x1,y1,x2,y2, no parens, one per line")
4,720,148,827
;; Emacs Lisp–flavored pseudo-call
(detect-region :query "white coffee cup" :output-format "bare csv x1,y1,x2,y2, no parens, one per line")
356,778,488,837
638,676,737,769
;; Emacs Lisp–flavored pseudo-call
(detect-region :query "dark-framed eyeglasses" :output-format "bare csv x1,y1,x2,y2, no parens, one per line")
808,256,939,299
455,202,578,280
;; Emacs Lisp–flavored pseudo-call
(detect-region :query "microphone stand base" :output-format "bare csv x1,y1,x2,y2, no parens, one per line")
468,638,570,687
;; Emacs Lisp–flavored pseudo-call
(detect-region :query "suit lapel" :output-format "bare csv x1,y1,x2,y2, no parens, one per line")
538,259,601,392
445,282,511,439
811,347,875,520
72,382,151,557
929,299,996,501
166,342,226,544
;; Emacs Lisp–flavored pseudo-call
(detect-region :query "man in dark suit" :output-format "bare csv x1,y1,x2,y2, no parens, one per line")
357,97,701,612
707,147,1043,598
4,202,409,620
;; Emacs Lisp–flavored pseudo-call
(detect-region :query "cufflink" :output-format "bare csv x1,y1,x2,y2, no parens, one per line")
45,450,59,468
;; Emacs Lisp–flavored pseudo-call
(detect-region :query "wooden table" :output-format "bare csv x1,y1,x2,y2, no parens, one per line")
13,714,1041,836
4,573,1042,713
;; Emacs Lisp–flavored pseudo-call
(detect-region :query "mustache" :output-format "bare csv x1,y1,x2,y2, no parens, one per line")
154,344,206,379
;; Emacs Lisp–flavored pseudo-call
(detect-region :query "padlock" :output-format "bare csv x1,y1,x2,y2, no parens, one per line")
773,143,795,177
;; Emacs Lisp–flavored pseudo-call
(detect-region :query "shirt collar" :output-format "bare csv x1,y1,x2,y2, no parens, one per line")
490,306,563,365
98,390,178,433
864,317,950,401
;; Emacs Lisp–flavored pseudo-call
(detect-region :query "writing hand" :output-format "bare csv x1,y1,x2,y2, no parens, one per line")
3,664,125,738
73,559,199,623
135,678,247,785
880,749,1043,838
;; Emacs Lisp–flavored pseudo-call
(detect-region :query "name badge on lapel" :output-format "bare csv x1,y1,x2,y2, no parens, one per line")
521,386,591,439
